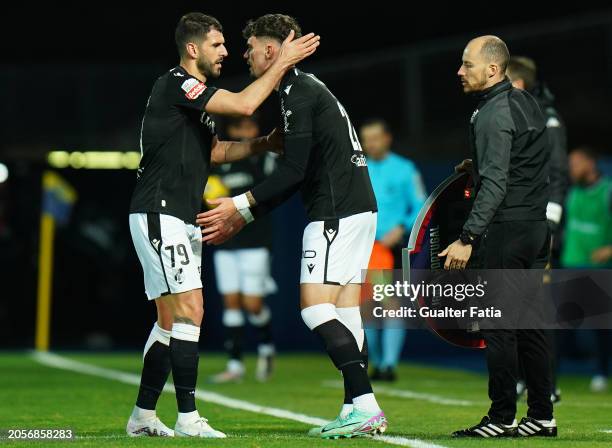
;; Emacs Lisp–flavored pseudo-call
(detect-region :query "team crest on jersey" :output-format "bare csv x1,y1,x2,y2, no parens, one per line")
351,153,367,167
181,78,207,100
470,109,479,124
174,268,184,284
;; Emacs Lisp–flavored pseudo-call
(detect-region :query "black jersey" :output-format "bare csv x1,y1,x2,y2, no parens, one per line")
251,68,377,221
212,154,276,250
130,66,218,224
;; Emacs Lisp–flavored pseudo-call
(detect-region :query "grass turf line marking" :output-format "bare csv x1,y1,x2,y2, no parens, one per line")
323,380,480,407
32,352,448,448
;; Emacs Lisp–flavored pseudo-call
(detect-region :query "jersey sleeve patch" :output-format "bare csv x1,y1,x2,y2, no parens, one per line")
181,79,207,100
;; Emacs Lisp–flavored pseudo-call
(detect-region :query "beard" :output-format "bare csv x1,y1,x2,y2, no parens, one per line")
196,56,220,79
463,71,488,93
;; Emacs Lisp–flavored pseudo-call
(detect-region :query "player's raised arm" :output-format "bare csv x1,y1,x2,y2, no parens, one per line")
204,31,319,116
198,82,314,241
210,128,283,165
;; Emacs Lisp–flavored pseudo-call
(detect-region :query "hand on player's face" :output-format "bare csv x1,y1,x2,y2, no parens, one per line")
196,197,237,227
200,211,246,245
438,239,472,270
277,30,320,67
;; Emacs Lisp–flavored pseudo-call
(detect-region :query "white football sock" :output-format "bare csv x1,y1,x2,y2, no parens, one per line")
132,406,156,420
352,393,381,413
177,410,200,424
339,403,353,419
336,306,364,351
143,322,171,359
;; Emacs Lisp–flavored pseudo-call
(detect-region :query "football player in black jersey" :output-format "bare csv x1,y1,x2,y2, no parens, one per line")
197,14,386,439
127,12,319,438
208,116,278,384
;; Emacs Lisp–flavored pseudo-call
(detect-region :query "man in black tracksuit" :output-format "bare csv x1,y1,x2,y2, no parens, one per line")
439,35,557,438
507,56,569,402
507,56,569,234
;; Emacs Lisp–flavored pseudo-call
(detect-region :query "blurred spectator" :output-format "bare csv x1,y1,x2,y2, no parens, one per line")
359,118,426,381
507,56,569,403
507,56,569,235
562,146,612,392
208,115,278,383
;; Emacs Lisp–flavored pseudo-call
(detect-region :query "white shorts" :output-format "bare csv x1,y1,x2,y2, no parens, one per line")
129,213,202,300
300,211,377,285
213,248,277,296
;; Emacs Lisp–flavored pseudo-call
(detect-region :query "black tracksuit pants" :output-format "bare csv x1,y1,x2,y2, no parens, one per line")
481,220,554,424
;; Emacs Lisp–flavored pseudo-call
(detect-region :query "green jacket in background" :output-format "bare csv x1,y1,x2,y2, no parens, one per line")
561,177,612,268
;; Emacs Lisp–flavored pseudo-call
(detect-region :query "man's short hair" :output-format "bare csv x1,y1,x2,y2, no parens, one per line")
360,118,392,135
571,145,599,161
480,36,510,73
507,56,537,90
175,12,223,57
242,14,302,43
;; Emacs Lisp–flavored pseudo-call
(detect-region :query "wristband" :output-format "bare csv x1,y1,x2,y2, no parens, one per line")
232,193,251,210
237,207,254,224
232,193,254,224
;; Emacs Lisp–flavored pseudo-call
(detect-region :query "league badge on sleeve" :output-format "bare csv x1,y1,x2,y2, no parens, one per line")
181,78,207,100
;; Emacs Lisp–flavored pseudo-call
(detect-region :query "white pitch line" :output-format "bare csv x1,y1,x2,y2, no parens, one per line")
323,380,479,407
600,429,612,434
32,352,448,448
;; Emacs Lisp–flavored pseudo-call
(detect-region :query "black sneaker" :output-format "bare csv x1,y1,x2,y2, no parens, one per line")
518,417,557,437
370,367,383,381
452,416,517,438
380,367,397,382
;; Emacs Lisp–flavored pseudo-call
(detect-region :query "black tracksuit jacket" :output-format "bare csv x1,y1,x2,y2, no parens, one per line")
463,78,550,237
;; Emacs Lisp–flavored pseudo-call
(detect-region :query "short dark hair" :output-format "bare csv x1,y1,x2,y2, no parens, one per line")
571,145,599,161
360,118,392,134
242,14,302,43
507,56,537,90
480,36,510,73
175,12,223,57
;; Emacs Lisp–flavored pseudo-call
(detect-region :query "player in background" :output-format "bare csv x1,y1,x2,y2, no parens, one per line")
208,115,278,383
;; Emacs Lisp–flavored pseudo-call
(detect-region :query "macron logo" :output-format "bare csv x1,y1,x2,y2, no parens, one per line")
307,263,315,274
284,84,293,95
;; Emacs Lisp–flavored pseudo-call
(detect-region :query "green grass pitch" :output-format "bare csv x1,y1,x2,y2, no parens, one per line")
1,352,611,447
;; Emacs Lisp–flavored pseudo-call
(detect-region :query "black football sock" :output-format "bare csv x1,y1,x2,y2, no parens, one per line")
170,323,201,413
136,323,172,411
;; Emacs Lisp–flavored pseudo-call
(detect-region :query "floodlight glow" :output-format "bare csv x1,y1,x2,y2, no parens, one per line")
48,151,141,169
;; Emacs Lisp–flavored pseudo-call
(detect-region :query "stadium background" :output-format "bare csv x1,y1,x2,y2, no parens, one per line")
1,3,612,367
